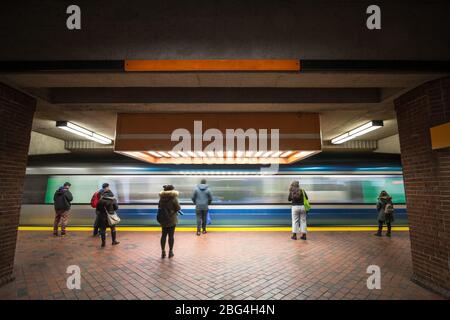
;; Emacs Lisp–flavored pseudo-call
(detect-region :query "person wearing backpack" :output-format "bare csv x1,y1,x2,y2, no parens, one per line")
96,189,120,247
53,182,73,236
192,179,213,236
375,190,395,237
288,180,309,240
157,184,180,258
91,183,109,237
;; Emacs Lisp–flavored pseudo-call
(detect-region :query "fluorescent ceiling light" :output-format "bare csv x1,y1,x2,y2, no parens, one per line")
158,151,171,157
168,151,180,158
147,151,162,158
331,120,383,144
271,151,283,158
280,151,294,158
56,121,112,145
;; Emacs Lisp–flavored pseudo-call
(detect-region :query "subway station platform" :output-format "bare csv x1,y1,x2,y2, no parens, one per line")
0,230,441,300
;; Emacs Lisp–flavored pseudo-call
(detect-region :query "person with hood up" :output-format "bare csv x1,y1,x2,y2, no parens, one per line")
192,179,213,236
375,190,395,237
96,189,120,247
53,182,73,236
157,185,180,258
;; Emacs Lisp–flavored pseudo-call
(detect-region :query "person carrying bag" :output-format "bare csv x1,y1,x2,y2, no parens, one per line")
96,190,121,247
288,181,310,241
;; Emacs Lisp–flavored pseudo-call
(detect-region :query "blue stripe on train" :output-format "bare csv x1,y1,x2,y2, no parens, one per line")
115,208,408,226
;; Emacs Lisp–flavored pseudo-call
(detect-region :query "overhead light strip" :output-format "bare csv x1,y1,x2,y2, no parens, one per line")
56,121,112,145
331,120,384,145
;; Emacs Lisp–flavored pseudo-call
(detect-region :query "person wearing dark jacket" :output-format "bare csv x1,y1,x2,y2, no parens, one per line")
53,182,73,236
93,183,109,237
375,190,395,237
288,181,309,240
157,185,180,258
96,190,120,247
192,179,213,236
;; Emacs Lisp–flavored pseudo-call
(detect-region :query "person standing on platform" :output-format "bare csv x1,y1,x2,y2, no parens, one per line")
91,183,109,237
96,188,120,247
157,184,180,259
53,182,73,236
375,190,395,237
192,179,213,236
288,181,309,240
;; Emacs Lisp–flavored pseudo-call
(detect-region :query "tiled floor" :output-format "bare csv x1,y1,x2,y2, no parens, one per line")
0,231,443,300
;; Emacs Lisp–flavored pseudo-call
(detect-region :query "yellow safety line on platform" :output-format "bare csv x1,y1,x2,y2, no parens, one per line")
18,226,409,232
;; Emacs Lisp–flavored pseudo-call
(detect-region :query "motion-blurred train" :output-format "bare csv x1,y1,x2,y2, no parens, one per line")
21,153,407,227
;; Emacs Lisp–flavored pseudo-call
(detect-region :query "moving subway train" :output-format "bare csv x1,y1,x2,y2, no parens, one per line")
21,154,407,227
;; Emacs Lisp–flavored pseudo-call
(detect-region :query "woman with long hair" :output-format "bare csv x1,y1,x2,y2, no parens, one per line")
288,181,309,240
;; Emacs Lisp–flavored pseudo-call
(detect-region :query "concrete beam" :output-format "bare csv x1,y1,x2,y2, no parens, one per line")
46,87,381,104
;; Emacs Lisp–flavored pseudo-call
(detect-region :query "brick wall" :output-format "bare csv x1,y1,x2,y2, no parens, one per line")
394,76,450,297
0,83,36,286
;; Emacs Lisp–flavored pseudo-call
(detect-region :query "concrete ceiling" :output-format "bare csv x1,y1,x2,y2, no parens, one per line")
0,71,447,146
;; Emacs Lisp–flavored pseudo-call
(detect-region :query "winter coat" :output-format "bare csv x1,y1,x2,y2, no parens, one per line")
192,184,213,210
288,189,308,206
158,190,181,228
376,196,395,223
96,191,119,228
53,187,73,211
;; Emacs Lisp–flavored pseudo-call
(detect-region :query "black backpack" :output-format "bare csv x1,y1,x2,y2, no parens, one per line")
291,189,303,202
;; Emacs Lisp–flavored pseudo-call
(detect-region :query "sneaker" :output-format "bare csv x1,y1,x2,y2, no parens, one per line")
300,234,307,240
112,241,120,246
60,232,66,237
161,251,166,258
291,234,297,240
202,230,207,234
196,231,201,236
53,232,58,237
374,232,382,237
169,251,174,258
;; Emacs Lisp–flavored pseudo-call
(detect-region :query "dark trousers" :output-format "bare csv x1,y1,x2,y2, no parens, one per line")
100,225,117,243
196,209,208,231
377,221,392,234
161,226,176,251
93,214,100,236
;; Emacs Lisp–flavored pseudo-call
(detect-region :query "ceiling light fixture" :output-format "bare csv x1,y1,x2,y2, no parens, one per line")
147,151,162,158
331,120,384,144
56,121,112,145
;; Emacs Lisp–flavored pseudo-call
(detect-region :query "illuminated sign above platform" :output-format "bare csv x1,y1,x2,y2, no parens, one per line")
114,113,322,164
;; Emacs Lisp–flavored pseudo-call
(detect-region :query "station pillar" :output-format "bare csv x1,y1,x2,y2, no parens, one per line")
394,76,450,297
0,83,36,286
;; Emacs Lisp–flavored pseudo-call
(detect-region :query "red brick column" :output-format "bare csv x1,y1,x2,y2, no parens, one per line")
394,76,450,298
0,83,36,286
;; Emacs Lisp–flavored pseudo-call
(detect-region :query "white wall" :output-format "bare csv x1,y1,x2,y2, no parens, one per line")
28,131,69,155
374,134,401,154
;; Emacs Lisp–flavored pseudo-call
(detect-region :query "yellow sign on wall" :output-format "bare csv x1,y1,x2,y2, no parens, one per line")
430,122,450,150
